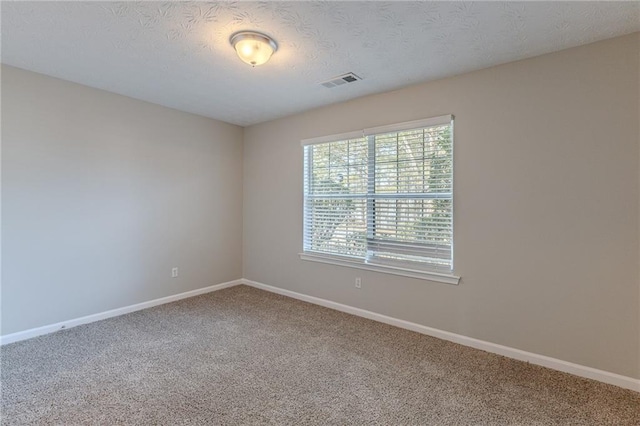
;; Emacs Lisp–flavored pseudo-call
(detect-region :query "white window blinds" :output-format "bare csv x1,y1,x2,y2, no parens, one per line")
303,115,454,273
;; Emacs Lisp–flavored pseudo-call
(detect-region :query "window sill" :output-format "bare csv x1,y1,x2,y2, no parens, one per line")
298,252,460,285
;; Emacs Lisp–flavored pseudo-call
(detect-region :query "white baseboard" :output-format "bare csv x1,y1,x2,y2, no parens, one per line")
241,279,640,393
0,279,243,346
3,277,638,392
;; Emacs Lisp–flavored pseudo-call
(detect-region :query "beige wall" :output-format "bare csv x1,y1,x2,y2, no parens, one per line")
243,34,640,378
2,34,639,379
1,65,244,335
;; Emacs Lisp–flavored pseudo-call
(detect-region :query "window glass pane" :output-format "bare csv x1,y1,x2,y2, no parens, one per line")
348,141,368,166
375,133,397,163
374,161,398,193
329,141,349,168
307,198,367,257
347,164,368,194
397,129,424,162
311,143,330,168
424,125,452,194
373,199,452,243
309,138,367,195
397,161,424,193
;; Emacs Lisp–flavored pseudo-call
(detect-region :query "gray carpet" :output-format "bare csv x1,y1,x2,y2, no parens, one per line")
1,285,638,425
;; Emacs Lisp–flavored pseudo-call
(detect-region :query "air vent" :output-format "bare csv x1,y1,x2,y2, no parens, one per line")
320,72,362,88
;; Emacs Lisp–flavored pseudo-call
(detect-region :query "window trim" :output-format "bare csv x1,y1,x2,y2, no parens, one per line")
298,252,460,285
301,114,458,284
300,115,453,146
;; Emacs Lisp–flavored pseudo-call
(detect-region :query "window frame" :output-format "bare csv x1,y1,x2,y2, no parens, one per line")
299,115,460,285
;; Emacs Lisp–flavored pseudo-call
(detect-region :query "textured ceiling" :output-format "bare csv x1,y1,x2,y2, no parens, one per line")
2,1,639,126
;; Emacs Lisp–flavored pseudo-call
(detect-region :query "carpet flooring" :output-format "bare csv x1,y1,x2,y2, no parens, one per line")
1,285,639,425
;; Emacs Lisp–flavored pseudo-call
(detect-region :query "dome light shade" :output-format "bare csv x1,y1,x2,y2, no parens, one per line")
230,31,278,67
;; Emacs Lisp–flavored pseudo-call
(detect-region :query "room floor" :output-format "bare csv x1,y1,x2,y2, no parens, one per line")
1,285,638,425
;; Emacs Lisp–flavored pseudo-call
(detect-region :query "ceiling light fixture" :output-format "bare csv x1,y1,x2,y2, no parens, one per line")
230,31,278,67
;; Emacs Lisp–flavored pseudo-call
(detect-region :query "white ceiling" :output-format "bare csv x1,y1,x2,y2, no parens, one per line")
2,1,639,126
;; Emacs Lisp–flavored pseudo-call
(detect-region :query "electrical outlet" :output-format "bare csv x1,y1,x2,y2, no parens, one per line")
171,267,179,278
355,277,362,289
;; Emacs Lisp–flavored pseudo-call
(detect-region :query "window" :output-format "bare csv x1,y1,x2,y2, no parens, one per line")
301,115,457,283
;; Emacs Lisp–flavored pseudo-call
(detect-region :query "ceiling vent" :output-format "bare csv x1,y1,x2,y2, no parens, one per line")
320,72,362,88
